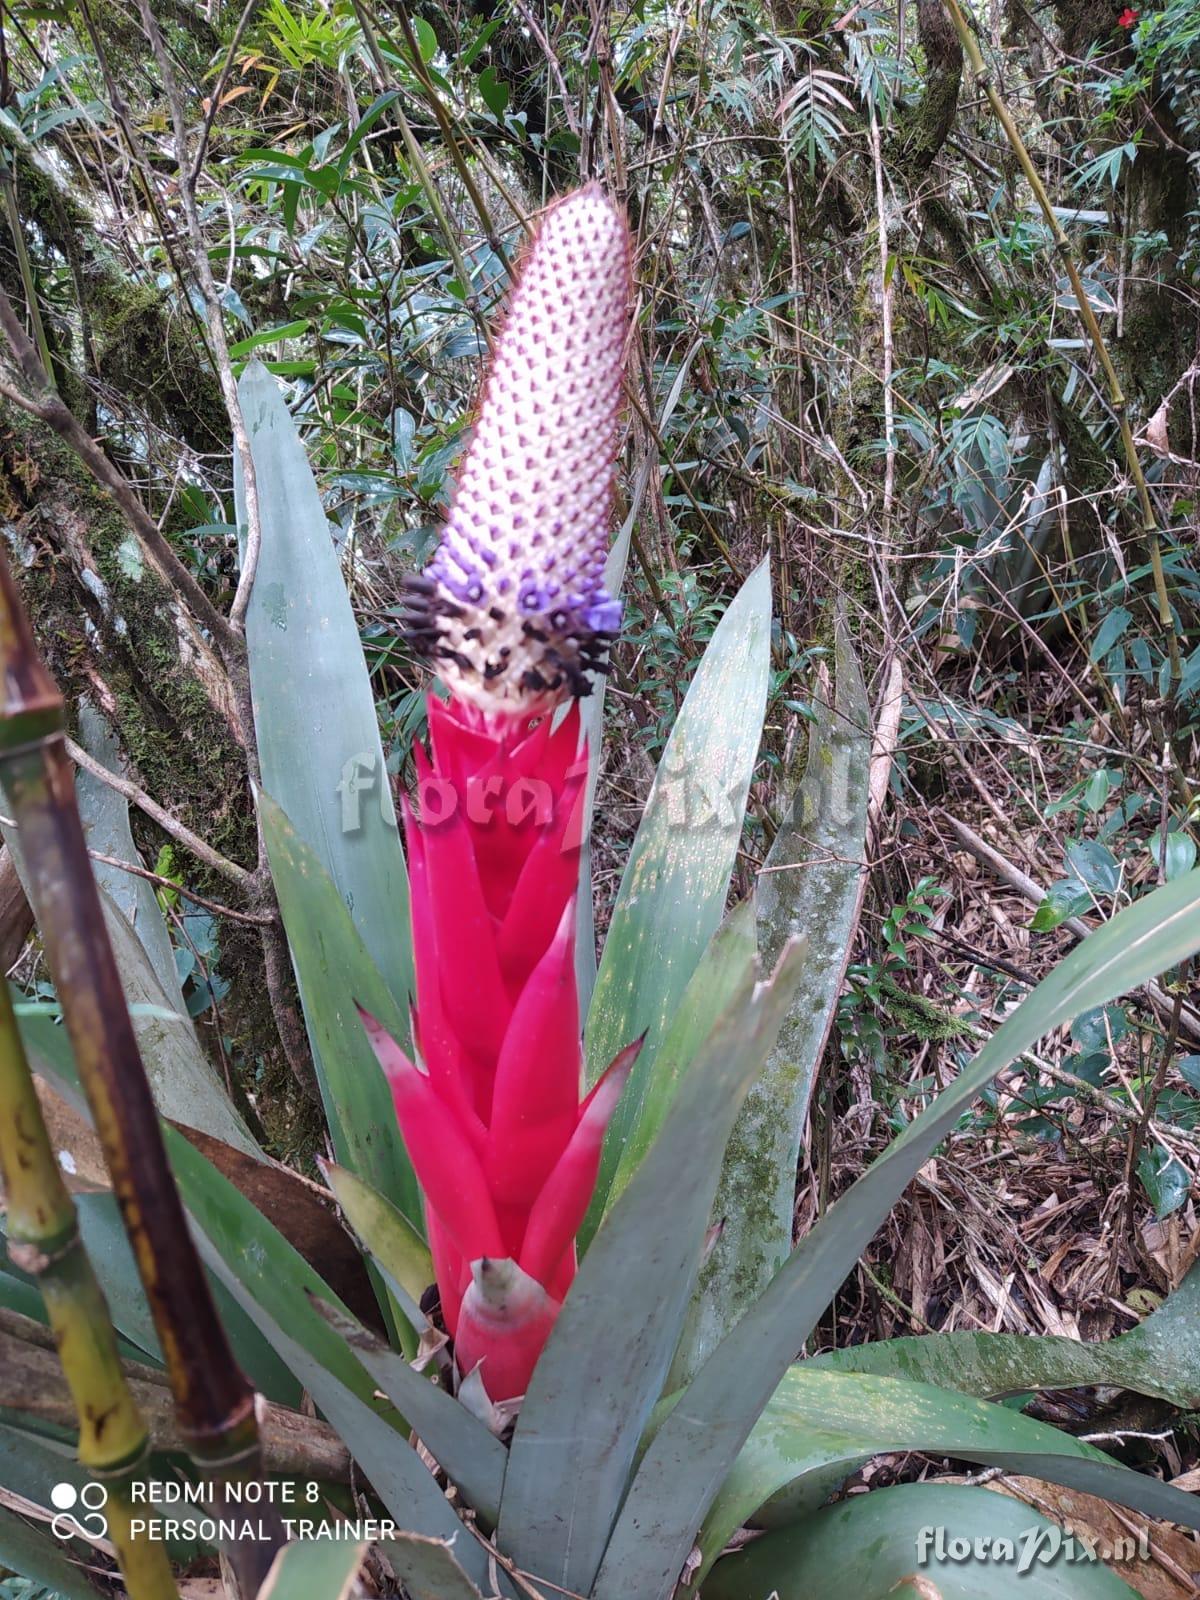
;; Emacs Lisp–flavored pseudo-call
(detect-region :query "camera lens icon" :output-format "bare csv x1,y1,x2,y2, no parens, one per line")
50,1481,109,1542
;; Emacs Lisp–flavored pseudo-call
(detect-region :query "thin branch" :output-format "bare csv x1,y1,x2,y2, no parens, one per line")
0,291,239,657
135,0,262,634
65,738,254,892
942,0,1182,684
191,0,260,183
941,810,1200,1044
85,852,272,927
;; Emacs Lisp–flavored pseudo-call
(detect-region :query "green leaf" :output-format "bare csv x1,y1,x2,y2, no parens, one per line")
598,866,1200,1600
679,617,869,1376
809,1257,1200,1408
583,560,773,1235
411,16,437,61
165,1129,510,1596
322,1163,432,1332
1137,1146,1191,1217
478,65,510,115
1164,829,1198,882
229,320,311,356
382,1532,485,1599
314,1300,505,1523
498,939,806,1598
1089,605,1132,662
235,359,414,1096
259,792,419,1225
258,1540,367,1600
703,1482,1140,1600
606,900,758,1209
698,1366,1198,1581
0,1500,108,1599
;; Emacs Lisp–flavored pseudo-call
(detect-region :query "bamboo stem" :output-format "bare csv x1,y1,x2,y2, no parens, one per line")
0,549,282,1597
0,979,178,1599
941,0,1182,683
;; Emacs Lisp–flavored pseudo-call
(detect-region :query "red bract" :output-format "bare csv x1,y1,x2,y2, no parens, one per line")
363,185,633,1402
360,701,639,1401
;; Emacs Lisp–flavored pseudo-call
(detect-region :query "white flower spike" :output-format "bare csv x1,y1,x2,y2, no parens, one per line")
403,183,632,715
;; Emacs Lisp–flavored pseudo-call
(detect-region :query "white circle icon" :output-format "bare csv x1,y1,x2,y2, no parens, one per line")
50,1483,77,1511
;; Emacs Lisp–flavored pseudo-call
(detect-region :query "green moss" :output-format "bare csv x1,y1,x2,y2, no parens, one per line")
878,975,974,1042
13,155,227,461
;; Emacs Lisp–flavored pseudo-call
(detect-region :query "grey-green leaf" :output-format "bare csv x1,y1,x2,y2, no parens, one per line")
810,1258,1200,1408
257,1539,368,1600
382,1532,486,1600
314,1299,506,1523
702,1482,1140,1600
498,939,806,1598
583,559,773,1235
75,701,182,1004
598,865,1200,1600
0,1500,107,1599
165,1128,510,1597
698,1366,1199,1580
236,358,413,1072
259,791,419,1223
679,618,869,1378
0,833,256,1157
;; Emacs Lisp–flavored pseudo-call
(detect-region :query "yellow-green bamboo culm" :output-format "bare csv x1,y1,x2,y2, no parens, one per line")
0,978,178,1598
0,547,282,1597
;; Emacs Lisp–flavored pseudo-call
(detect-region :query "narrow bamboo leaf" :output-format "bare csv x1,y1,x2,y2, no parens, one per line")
257,1538,367,1600
259,792,419,1223
498,940,806,1597
314,1300,506,1523
597,866,1200,1600
165,1128,511,1596
680,619,869,1376
382,1532,485,1600
810,1259,1200,1408
323,1162,433,1327
236,360,412,1004
583,560,773,1234
0,1500,108,1599
698,1366,1200,1580
702,1482,1140,1600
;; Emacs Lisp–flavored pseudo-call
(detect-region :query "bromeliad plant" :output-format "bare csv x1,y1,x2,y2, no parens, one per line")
359,188,640,1402
1,182,1200,1600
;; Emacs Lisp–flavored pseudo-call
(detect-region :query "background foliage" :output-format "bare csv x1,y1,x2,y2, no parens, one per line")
0,0,1199,1583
